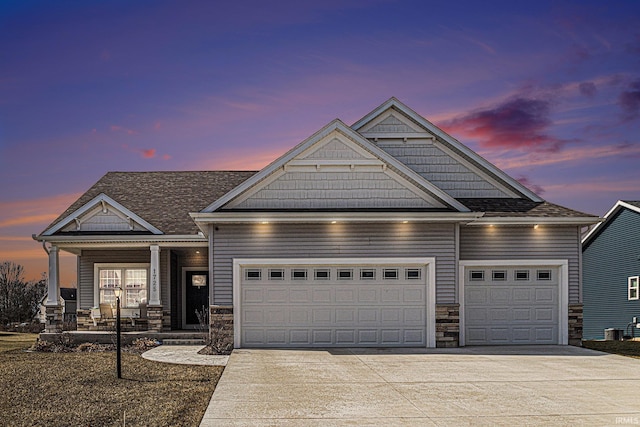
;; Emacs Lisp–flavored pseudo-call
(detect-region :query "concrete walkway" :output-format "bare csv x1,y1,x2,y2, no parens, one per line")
142,345,228,366
200,346,640,426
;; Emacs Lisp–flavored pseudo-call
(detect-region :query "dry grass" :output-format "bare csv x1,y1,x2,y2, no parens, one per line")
582,339,640,358
0,333,223,427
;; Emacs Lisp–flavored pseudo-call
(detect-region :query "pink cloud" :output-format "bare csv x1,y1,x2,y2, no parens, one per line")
141,148,156,158
515,175,545,195
486,142,640,170
110,124,138,135
162,154,171,160
442,97,567,153
0,193,81,230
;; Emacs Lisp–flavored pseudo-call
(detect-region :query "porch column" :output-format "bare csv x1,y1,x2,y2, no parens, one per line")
45,245,60,306
44,245,63,333
149,245,161,306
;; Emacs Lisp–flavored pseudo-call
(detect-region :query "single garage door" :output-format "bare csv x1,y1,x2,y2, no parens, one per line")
239,263,427,347
464,265,559,345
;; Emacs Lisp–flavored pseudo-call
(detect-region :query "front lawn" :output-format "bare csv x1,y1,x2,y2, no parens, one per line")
582,339,640,358
0,333,223,427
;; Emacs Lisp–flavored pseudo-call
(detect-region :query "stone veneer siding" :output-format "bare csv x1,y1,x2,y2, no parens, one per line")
436,304,459,347
147,305,164,332
44,305,63,333
209,305,234,354
569,303,583,346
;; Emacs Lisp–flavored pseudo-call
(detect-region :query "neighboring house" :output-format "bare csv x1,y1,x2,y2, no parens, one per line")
39,288,77,323
34,98,599,347
582,201,640,339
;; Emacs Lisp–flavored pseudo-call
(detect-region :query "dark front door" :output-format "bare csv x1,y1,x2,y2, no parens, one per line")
185,270,209,326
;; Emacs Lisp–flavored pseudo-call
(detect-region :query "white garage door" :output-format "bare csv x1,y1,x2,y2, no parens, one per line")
464,265,559,345
239,263,427,347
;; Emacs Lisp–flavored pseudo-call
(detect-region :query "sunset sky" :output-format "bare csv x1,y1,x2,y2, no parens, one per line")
1,0,639,285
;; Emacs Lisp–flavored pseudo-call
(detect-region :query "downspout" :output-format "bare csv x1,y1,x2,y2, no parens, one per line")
33,234,50,255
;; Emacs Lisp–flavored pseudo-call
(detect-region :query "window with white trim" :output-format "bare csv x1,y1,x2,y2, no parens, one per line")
629,276,639,300
98,267,148,308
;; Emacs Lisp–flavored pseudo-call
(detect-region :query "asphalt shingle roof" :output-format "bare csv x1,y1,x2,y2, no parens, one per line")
457,198,597,218
44,173,598,237
44,171,257,235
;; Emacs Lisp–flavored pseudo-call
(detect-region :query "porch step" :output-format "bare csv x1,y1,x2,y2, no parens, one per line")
162,338,205,346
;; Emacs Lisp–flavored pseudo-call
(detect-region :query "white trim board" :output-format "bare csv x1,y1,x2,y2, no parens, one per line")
458,259,569,346
232,257,437,348
42,193,163,236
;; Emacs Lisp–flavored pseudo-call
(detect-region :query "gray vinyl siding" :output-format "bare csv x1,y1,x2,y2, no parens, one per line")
583,208,640,339
77,249,168,310
212,222,457,305
231,171,438,209
459,225,581,303
374,143,511,198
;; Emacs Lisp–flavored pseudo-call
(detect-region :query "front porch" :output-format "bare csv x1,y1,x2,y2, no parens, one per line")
42,244,211,334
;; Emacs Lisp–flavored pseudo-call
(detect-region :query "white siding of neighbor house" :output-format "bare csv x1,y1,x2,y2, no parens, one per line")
212,222,457,305
230,170,440,209
373,143,511,198
459,225,581,303
77,249,168,310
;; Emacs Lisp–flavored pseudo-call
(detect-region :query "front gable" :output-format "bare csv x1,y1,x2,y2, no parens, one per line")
353,98,542,201
42,193,162,236
206,120,469,212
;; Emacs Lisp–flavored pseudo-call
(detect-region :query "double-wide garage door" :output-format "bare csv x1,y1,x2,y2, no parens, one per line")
239,262,428,347
464,265,560,345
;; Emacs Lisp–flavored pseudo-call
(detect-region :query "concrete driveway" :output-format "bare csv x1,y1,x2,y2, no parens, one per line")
200,346,640,426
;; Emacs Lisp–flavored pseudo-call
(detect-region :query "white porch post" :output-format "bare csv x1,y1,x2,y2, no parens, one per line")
45,245,60,306
149,245,161,306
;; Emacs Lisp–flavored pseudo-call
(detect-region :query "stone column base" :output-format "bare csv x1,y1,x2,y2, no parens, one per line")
147,305,164,332
436,304,460,347
44,305,63,333
568,304,583,346
210,305,234,355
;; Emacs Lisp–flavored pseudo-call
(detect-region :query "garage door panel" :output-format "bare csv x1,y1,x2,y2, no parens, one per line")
312,289,332,303
335,329,356,344
336,289,355,303
244,289,264,303
265,309,284,324
465,265,560,345
312,309,332,323
265,289,287,303
290,330,310,345
241,263,427,347
358,308,378,323
358,289,377,303
289,309,309,323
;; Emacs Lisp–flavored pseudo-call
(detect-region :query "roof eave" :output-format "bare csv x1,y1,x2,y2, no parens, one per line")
468,217,602,226
191,211,484,224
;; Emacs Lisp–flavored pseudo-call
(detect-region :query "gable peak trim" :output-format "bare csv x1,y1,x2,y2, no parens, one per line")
41,193,163,236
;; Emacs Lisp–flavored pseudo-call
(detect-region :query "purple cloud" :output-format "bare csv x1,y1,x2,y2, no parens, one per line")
515,175,545,196
618,79,640,121
579,81,597,98
442,97,565,152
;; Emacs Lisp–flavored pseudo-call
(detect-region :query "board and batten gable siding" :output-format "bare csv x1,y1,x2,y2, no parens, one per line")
583,208,640,339
459,225,581,303
373,142,511,199
77,249,168,310
212,222,457,305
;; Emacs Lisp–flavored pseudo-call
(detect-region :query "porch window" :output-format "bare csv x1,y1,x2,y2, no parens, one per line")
629,276,639,300
98,267,148,308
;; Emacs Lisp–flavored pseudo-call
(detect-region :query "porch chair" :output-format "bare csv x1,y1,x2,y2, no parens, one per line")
96,303,115,330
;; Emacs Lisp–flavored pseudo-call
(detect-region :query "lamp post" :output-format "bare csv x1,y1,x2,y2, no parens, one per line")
113,286,122,379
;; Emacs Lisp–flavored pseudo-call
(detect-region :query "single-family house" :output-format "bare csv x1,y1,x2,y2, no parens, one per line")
582,201,640,339
34,98,599,347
